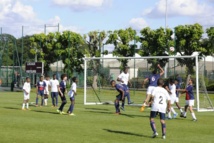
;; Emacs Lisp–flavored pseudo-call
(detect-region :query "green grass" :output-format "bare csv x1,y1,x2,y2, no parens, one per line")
0,89,214,143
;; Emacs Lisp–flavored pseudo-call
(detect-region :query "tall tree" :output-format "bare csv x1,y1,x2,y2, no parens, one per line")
106,27,137,69
206,27,214,56
138,27,173,68
84,31,107,89
174,23,204,74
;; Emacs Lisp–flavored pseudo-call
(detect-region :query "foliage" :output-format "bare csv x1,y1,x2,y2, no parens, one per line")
106,27,137,69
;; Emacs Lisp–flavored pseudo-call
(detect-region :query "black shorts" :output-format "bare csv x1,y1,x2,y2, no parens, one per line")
116,94,123,101
150,111,166,120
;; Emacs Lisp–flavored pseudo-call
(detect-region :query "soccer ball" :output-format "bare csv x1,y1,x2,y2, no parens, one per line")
170,47,175,52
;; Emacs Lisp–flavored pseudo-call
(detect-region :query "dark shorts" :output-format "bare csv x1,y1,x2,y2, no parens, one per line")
60,95,66,101
70,96,75,101
116,94,123,101
150,111,166,120
38,90,44,96
51,92,58,97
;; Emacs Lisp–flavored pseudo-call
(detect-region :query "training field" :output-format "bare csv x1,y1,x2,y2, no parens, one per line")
0,89,214,143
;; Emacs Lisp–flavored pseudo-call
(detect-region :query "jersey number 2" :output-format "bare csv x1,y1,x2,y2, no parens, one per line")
159,96,163,104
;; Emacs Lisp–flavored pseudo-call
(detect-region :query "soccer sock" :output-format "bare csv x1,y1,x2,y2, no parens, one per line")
180,108,183,113
168,111,172,118
44,99,47,105
41,99,44,106
122,101,125,108
69,104,74,113
183,112,187,117
56,96,58,106
171,107,176,114
26,103,29,109
127,93,131,103
191,112,196,119
22,103,25,109
36,97,39,105
150,121,157,133
161,123,166,136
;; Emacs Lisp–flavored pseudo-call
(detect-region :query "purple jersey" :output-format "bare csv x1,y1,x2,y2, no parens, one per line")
37,81,46,91
115,84,126,94
60,81,66,93
175,84,180,97
185,85,194,100
148,74,160,86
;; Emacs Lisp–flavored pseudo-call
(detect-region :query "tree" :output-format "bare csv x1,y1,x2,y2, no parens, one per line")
84,31,107,89
206,27,214,56
174,23,204,74
106,27,137,69
138,27,173,68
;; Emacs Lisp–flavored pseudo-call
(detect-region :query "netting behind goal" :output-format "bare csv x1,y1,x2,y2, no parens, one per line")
83,55,214,112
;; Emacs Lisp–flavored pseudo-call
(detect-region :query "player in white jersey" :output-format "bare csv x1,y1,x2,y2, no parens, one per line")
49,74,61,107
165,78,178,119
43,75,50,106
117,66,133,109
22,77,31,110
150,78,171,139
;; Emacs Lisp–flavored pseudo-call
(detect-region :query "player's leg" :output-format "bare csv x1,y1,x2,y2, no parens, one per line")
22,99,26,110
40,91,44,106
55,92,59,107
44,94,48,106
68,97,75,115
150,111,158,138
175,97,183,115
159,113,166,139
26,99,30,110
35,93,39,106
170,98,178,118
58,94,67,114
51,92,55,107
115,94,121,114
189,100,197,121
182,100,189,118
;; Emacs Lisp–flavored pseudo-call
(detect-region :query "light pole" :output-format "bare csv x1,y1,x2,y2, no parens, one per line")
164,0,168,78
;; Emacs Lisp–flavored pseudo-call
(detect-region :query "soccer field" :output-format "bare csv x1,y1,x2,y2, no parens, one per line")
0,89,214,143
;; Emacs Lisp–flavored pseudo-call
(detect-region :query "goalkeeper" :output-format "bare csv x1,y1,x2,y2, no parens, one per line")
110,80,128,115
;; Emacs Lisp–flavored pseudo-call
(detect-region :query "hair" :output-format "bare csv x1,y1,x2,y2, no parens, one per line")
40,75,43,78
124,66,129,71
110,80,115,85
53,74,56,77
157,78,164,86
152,69,157,74
45,75,50,78
169,78,175,84
61,74,67,80
26,77,30,80
189,78,194,83
72,76,77,82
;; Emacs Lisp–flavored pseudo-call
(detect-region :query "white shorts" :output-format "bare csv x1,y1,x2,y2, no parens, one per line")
24,94,30,100
170,96,176,104
186,100,194,106
175,97,179,103
147,86,156,95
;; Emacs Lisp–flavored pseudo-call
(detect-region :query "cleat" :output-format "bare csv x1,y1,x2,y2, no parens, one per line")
183,116,187,118
56,109,60,113
162,135,166,139
192,119,197,122
128,101,134,105
152,132,158,138
180,113,184,117
68,113,75,116
60,111,66,115
115,112,121,115
22,108,26,111
120,107,125,111
173,113,178,118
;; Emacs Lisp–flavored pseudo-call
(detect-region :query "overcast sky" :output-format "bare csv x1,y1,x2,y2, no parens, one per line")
0,0,213,37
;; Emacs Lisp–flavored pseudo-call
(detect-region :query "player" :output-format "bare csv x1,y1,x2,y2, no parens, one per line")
165,78,178,119
57,74,67,114
22,77,31,110
178,78,197,121
149,78,171,139
117,66,133,108
110,80,127,114
174,79,184,116
43,75,50,106
50,74,61,107
67,77,78,116
36,76,46,106
142,64,164,107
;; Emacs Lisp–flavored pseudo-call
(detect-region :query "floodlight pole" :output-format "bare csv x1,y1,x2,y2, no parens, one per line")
164,0,168,78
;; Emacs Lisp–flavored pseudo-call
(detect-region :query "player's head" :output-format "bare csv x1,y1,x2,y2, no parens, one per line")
72,76,78,83
26,77,30,83
169,78,175,84
61,74,67,81
110,80,116,87
157,78,164,87
53,74,56,79
40,75,44,81
152,69,157,74
45,75,50,80
124,66,129,73
174,79,178,85
189,78,194,85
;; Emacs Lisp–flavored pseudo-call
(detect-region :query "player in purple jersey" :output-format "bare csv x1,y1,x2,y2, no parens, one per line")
111,80,128,115
178,78,197,121
36,76,46,106
57,74,67,114
142,64,164,107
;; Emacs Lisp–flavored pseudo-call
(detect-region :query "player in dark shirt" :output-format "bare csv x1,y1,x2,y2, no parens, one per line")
57,74,67,114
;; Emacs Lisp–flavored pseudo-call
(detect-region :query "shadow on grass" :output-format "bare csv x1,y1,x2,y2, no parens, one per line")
32,110,59,115
3,107,21,110
103,129,151,138
84,110,149,118
85,107,110,111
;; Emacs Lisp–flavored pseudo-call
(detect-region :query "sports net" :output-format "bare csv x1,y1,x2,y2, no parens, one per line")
83,55,214,112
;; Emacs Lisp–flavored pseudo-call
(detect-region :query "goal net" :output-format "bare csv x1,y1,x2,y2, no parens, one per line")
83,55,214,112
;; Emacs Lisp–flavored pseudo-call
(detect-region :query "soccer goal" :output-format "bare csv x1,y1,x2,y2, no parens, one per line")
83,55,214,112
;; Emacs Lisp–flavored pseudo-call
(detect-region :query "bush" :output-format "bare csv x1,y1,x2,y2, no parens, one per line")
206,84,214,91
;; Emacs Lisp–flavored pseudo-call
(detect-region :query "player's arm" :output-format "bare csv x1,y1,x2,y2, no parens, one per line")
117,74,124,83
167,100,171,112
128,80,132,87
23,84,29,95
118,88,125,100
165,86,172,94
58,85,63,96
36,82,39,94
142,78,148,88
158,64,164,76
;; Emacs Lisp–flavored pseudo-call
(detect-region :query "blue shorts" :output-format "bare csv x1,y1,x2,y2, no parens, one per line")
51,92,58,97
122,84,129,92
150,111,166,120
116,94,125,101
70,96,75,101
38,90,44,96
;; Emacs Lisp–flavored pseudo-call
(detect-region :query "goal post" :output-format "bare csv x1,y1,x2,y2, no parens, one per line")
83,55,214,112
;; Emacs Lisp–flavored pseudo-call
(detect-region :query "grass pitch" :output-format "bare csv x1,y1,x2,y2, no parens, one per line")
0,89,214,143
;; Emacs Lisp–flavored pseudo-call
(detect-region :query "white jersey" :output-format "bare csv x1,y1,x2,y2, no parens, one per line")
23,82,31,99
151,86,170,113
44,79,50,94
68,82,77,98
49,79,59,92
118,72,129,85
